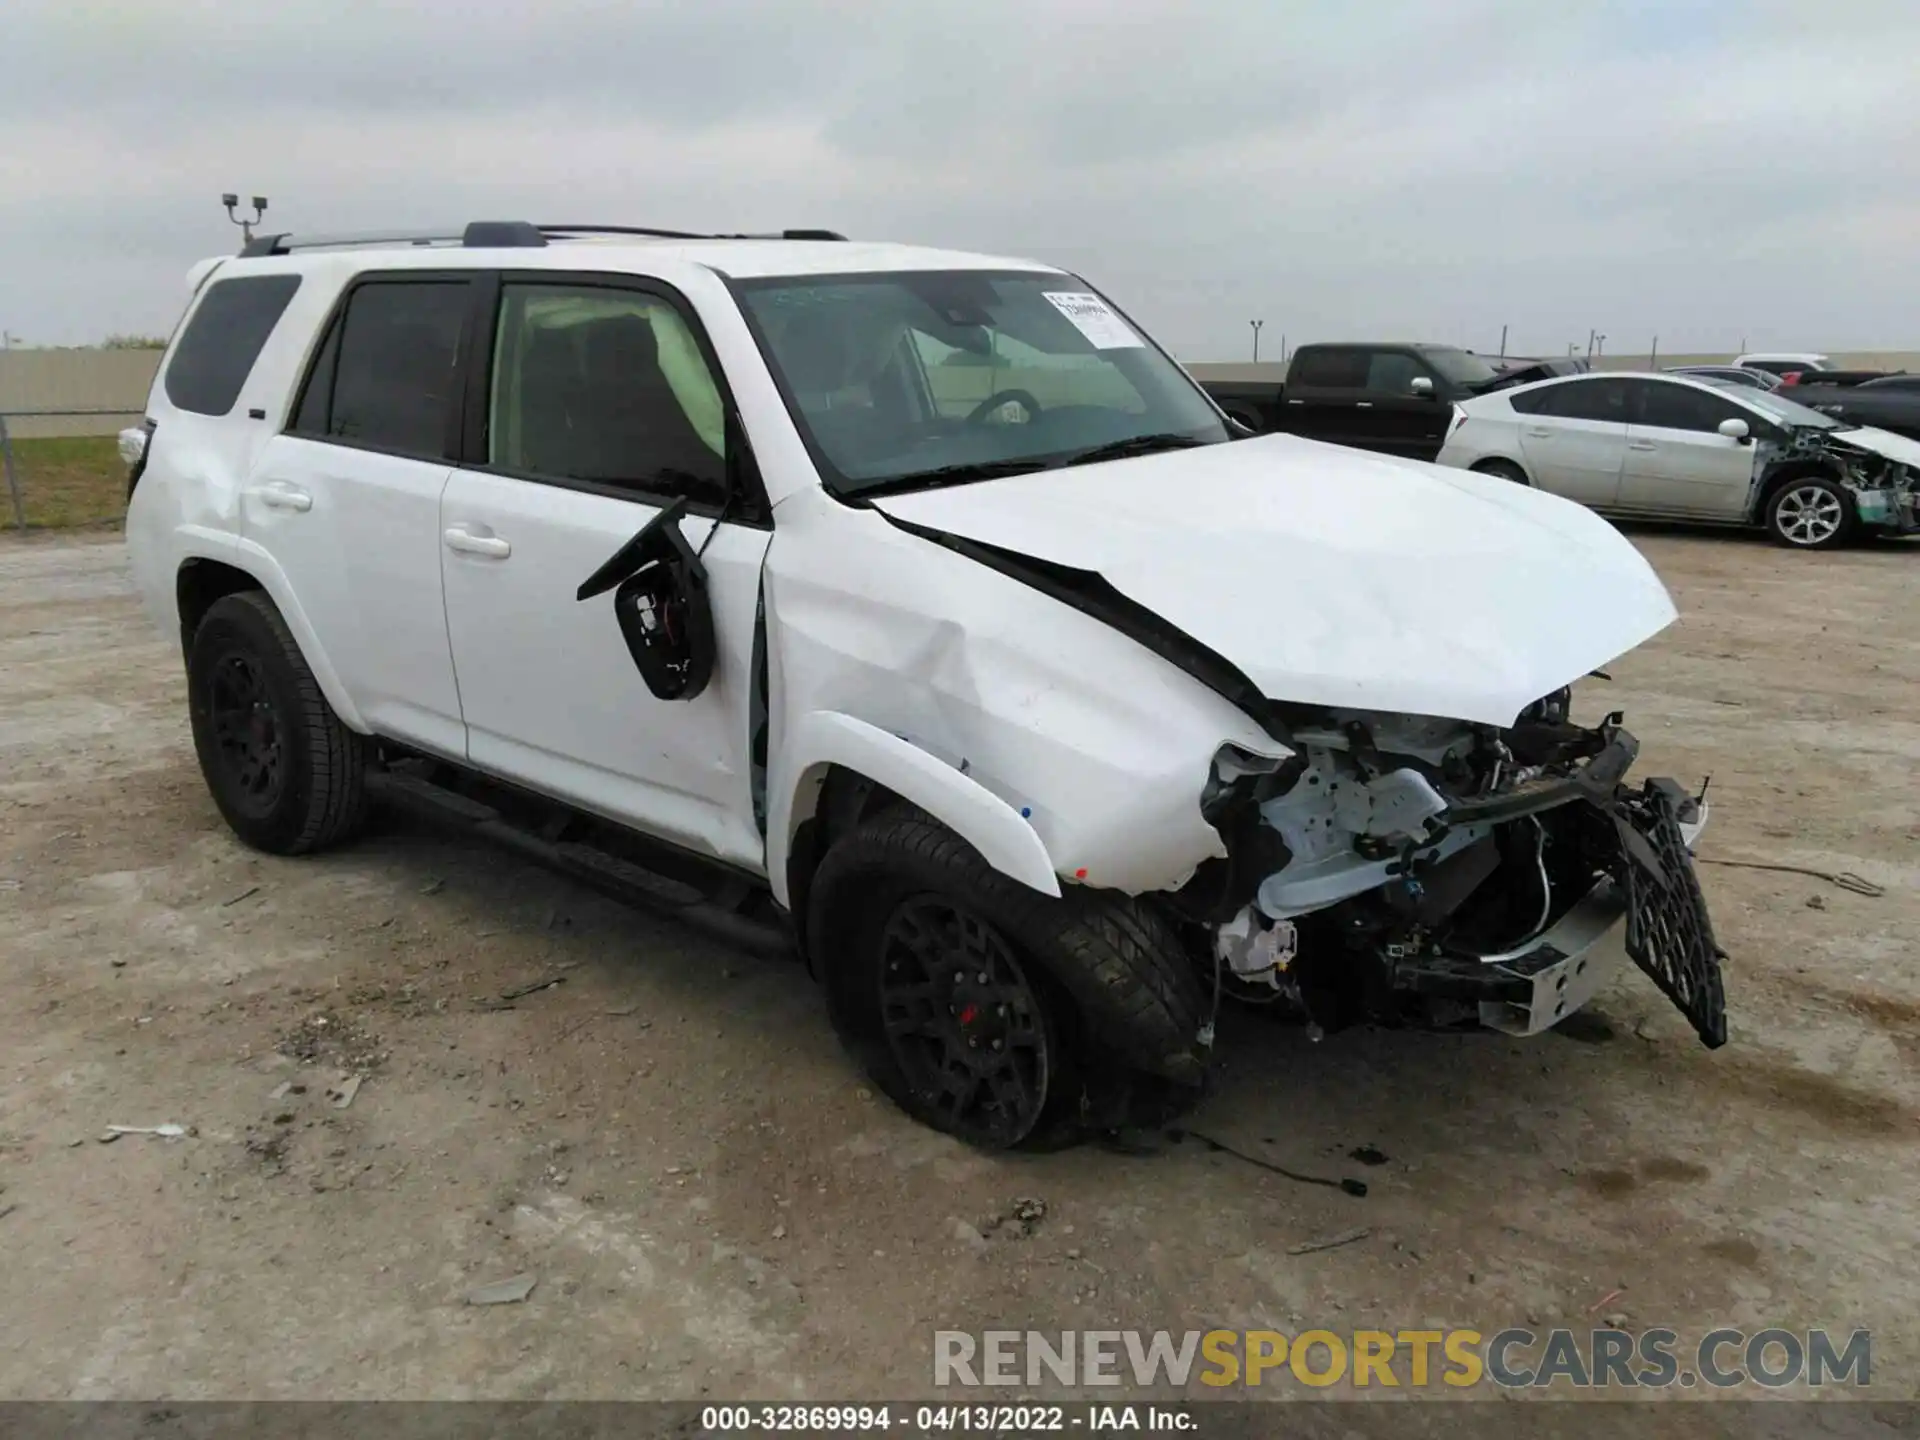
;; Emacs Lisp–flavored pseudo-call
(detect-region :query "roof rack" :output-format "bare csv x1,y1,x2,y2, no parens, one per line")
537,225,847,242
239,221,847,257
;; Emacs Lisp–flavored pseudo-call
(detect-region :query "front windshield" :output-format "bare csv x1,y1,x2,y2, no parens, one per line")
1421,346,1502,386
733,270,1229,495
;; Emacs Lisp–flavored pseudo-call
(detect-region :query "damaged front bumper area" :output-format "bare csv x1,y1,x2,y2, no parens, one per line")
1195,699,1728,1048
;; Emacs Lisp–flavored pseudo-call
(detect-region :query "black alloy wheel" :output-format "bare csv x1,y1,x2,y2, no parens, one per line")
876,893,1052,1148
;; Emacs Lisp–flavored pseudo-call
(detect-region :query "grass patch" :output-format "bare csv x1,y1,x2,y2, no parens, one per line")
1,436,127,529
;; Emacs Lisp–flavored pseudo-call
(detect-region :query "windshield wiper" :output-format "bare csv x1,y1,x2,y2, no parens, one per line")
852,458,1050,498
1062,433,1211,468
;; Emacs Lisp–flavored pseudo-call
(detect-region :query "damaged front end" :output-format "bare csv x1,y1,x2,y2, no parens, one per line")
1764,427,1920,534
1191,691,1728,1048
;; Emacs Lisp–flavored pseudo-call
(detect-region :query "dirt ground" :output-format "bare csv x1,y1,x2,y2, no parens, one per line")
1,528,1915,1416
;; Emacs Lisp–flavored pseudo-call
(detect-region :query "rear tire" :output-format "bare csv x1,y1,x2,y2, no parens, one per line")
187,590,370,855
1472,458,1530,485
1765,475,1856,549
808,812,1208,1149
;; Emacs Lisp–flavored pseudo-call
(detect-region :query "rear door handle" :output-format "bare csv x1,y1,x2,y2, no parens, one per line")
253,481,312,512
1628,441,1658,452
444,526,511,559
1354,401,1374,408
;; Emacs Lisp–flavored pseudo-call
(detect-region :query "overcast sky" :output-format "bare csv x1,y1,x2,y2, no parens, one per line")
5,0,1918,358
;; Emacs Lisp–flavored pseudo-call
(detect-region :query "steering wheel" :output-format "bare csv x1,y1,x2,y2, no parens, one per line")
965,389,1042,426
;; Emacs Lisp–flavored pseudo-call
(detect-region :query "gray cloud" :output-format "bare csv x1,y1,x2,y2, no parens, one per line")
4,0,1918,354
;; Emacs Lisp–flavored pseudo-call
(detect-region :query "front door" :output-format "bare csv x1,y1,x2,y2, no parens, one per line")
1616,380,1760,518
1362,349,1448,460
438,275,771,870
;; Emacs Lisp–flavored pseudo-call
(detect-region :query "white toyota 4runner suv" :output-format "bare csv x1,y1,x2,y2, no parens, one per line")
123,221,1726,1149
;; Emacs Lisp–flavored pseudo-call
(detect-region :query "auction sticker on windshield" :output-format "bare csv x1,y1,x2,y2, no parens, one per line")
1043,291,1144,349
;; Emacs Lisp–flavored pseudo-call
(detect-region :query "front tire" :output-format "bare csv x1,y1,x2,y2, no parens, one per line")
187,590,370,854
1766,475,1855,549
808,812,1208,1149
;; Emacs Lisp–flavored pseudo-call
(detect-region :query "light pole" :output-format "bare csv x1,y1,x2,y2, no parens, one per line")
223,193,269,246
1594,333,1607,361
1249,319,1264,363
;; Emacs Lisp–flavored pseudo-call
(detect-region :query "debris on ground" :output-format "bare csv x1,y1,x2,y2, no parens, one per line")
268,1080,308,1102
1587,1287,1625,1315
500,975,567,1002
1807,895,1828,911
1348,1146,1390,1167
465,1274,537,1306
1696,856,1884,896
103,1124,190,1140
1287,1226,1371,1256
419,879,445,896
277,1013,385,1071
980,1197,1048,1240
325,1074,363,1110
0,1203,16,1221
1179,1129,1369,1197
771,1223,787,1240
221,886,261,907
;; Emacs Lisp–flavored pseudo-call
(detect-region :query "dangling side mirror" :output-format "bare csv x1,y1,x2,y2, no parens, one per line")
576,497,717,702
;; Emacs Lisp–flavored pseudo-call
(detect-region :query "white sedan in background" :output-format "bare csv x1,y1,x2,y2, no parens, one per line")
1435,371,1920,549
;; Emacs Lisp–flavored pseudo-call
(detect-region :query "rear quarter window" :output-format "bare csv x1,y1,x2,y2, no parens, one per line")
1290,347,1368,388
163,274,302,416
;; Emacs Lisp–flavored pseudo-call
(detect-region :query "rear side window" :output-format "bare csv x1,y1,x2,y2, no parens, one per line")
1290,347,1368,388
296,279,469,457
163,274,301,416
1512,377,1629,422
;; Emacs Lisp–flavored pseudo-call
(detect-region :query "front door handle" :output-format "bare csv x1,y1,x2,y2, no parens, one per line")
1628,441,1658,452
444,526,511,559
1354,401,1374,408
1523,427,1552,438
254,481,312,512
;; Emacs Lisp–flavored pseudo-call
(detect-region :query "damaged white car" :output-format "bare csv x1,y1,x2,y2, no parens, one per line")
123,222,1727,1150
1437,370,1920,549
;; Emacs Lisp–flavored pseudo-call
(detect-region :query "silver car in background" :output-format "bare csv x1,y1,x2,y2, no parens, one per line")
1435,371,1920,549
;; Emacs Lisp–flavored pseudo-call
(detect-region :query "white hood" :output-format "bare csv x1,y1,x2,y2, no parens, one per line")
1832,425,1920,470
873,434,1677,728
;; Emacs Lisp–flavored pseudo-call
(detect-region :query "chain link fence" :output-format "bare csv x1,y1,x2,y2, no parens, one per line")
0,409,142,531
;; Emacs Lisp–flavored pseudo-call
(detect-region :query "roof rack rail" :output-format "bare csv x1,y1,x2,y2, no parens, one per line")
537,224,848,241
236,221,848,259
239,222,548,257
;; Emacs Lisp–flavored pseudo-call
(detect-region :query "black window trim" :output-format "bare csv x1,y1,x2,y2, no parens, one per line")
282,268,478,464
457,269,771,528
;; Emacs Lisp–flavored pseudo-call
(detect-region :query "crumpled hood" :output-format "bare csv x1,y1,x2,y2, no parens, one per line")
872,434,1677,728
1829,425,1920,470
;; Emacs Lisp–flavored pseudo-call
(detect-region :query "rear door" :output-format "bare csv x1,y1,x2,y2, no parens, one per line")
241,273,472,756
437,273,772,870
1510,377,1630,506
1282,346,1372,449
1617,379,1761,518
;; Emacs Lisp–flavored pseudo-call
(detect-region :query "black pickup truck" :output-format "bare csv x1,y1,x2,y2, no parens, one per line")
1783,374,1920,442
1195,342,1524,462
